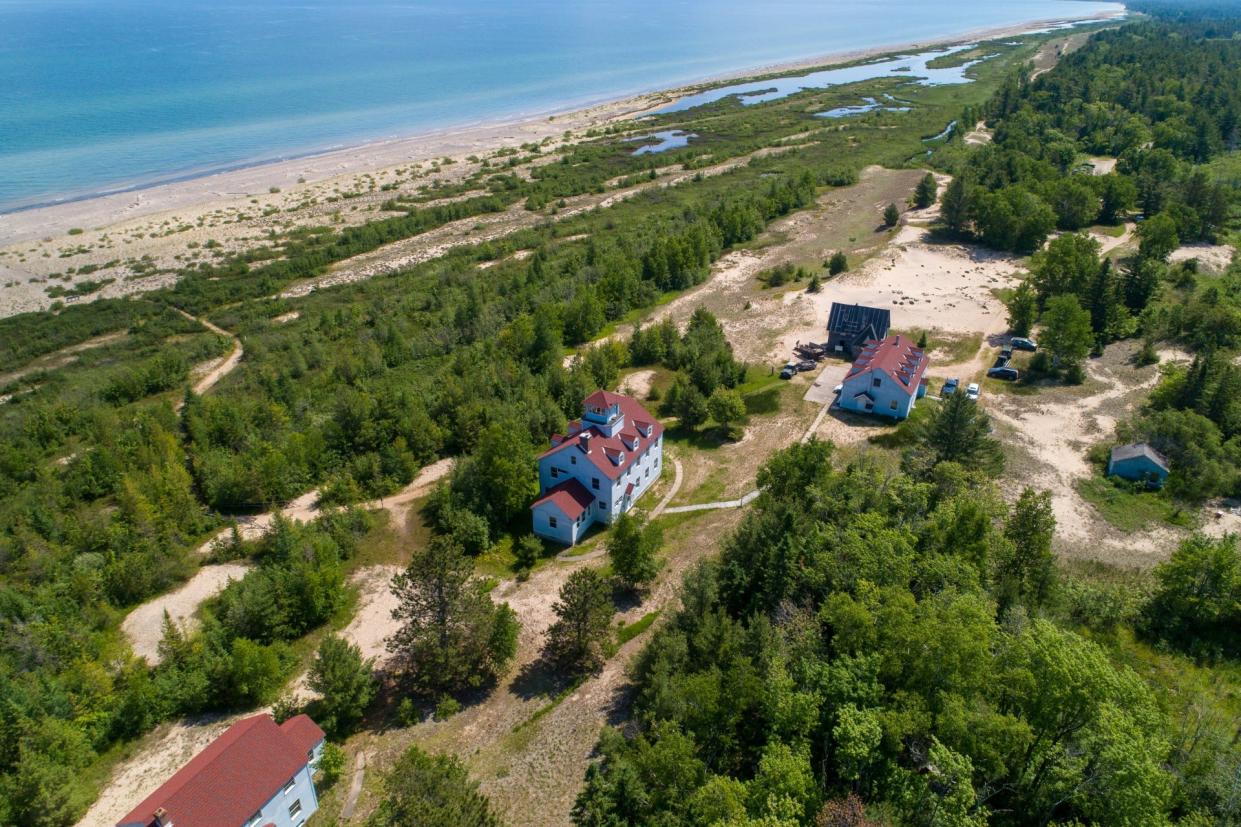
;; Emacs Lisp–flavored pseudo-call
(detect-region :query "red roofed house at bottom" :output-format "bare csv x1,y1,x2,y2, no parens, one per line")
837,335,929,420
531,390,665,545
116,713,326,827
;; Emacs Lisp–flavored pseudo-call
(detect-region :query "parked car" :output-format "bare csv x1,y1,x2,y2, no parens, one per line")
796,360,817,372
966,382,981,400
992,355,1010,370
1011,337,1038,351
987,366,1020,381
780,364,797,380
942,378,960,396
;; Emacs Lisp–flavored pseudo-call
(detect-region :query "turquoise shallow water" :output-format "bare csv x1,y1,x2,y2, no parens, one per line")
0,0,1121,212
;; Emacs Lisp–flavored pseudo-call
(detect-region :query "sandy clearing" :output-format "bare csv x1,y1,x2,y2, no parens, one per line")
987,345,1190,567
1087,156,1118,175
617,368,656,399
1170,242,1234,274
964,121,993,146
774,224,1020,364
121,563,251,664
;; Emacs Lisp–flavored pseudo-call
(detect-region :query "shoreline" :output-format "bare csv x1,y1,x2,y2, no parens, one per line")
0,8,1124,247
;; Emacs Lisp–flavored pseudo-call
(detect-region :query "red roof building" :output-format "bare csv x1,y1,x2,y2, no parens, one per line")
532,391,665,544
838,335,929,420
117,714,326,827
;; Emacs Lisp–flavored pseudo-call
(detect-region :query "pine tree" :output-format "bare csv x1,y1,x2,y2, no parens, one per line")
883,202,901,228
939,178,972,236
914,173,939,209
387,537,520,694
545,568,614,674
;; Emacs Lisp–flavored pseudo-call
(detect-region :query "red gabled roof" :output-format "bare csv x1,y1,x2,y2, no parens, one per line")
582,389,629,409
531,478,596,520
844,335,928,391
538,394,665,482
117,714,325,827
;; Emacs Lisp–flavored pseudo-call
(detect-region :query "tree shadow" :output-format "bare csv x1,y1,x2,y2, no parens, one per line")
510,654,577,702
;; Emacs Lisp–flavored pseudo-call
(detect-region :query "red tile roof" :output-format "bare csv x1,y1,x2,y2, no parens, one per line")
844,335,928,391
538,394,664,482
531,478,596,520
117,714,324,827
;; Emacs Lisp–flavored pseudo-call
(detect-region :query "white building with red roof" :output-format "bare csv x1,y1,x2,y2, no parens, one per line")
531,390,664,545
117,713,326,827
838,335,929,420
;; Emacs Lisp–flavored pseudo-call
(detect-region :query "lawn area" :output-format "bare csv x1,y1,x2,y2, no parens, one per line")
1076,475,1190,532
894,327,982,366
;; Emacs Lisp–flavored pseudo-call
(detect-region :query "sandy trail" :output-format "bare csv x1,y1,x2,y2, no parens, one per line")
121,563,251,663
172,309,244,410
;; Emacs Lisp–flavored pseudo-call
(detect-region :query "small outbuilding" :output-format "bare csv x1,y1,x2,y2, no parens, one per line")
1106,443,1170,488
827,302,891,358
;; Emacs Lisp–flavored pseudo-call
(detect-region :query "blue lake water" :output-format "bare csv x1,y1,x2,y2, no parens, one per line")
0,0,1121,212
817,95,912,119
629,131,697,155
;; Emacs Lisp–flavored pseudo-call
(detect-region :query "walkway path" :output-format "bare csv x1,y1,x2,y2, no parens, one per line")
340,751,368,822
649,459,683,518
173,308,243,411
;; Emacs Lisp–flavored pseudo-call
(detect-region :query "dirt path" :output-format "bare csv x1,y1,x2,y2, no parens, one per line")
122,458,453,669
172,308,244,411
340,752,368,822
121,563,251,663
649,459,684,518
195,457,453,555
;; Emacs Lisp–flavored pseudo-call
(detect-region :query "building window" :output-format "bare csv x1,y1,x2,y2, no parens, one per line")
246,814,263,827
282,779,296,796
645,468,650,478
570,455,576,465
872,377,882,387
551,467,560,479
289,799,303,818
549,516,558,528
591,477,600,490
599,500,606,508
889,399,898,410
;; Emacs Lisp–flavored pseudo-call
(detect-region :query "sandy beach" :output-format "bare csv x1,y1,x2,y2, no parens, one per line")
0,8,1123,319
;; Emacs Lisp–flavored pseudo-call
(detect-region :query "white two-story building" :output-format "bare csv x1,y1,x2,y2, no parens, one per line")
531,390,664,545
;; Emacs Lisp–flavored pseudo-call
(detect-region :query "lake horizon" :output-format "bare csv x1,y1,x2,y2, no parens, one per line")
0,0,1124,213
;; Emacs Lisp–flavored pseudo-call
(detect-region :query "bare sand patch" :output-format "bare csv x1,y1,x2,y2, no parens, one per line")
774,224,1020,365
618,369,656,399
121,563,251,663
987,345,1190,567
1087,156,1118,175
1170,242,1234,274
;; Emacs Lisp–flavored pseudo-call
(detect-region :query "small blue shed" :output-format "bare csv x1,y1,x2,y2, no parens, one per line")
1106,443,1170,488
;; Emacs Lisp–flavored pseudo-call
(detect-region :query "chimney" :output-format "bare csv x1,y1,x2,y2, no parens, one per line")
578,432,592,453
153,808,173,827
